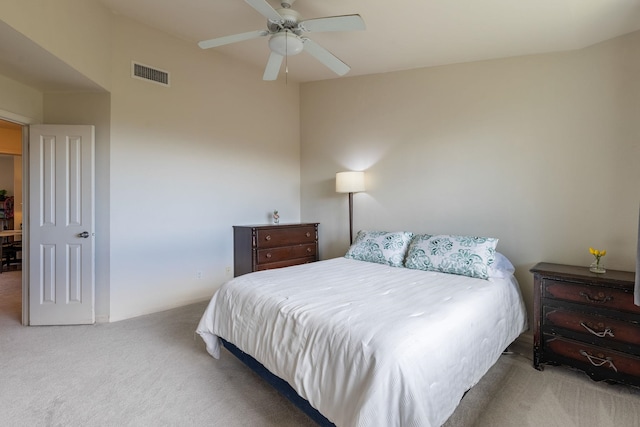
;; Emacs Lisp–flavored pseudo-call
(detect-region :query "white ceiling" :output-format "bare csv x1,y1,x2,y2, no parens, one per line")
0,1,639,91
98,0,640,82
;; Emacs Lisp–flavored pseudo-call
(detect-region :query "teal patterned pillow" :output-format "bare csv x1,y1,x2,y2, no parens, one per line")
404,234,498,279
345,230,414,267
403,234,434,271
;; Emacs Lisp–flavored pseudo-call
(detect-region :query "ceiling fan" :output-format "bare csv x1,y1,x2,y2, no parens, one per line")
198,0,365,80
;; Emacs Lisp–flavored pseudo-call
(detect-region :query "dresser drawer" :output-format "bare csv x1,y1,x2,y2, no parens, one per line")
545,335,640,380
255,256,316,271
257,243,317,265
543,279,640,315
255,226,316,249
543,306,640,352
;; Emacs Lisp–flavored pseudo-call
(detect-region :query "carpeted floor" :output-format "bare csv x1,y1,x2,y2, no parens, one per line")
0,268,21,325
1,271,639,426
442,343,640,427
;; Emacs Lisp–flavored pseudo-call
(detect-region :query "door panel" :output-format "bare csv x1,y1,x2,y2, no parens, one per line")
29,125,95,325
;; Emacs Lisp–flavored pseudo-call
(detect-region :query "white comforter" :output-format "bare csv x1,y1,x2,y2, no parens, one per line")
197,258,527,427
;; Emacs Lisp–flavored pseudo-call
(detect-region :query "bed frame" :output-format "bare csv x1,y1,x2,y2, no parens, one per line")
221,338,335,426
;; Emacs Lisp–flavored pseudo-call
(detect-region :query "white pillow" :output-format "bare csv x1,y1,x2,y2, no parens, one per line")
487,252,515,278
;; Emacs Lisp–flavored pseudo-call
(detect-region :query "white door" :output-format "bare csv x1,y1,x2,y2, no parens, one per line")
29,125,95,325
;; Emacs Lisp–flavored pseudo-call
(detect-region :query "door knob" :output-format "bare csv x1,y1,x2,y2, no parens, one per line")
78,231,90,238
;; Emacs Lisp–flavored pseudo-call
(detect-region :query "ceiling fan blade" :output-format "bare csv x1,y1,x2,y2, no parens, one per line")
198,30,268,49
263,52,284,80
299,15,365,33
302,38,350,76
244,0,284,23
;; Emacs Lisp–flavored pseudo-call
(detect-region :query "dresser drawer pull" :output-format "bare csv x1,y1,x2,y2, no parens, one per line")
578,350,618,372
265,235,271,241
578,291,612,304
266,253,272,259
306,232,311,237
580,322,614,338
306,247,312,253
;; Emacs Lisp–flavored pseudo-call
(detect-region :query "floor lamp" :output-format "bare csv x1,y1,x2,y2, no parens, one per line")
336,171,365,245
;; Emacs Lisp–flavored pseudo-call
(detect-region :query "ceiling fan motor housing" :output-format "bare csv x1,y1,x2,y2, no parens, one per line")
268,8,301,33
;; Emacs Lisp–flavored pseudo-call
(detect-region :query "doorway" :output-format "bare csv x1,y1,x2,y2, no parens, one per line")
0,118,24,326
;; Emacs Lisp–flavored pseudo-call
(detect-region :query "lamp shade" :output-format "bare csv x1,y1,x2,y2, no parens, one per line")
336,171,365,193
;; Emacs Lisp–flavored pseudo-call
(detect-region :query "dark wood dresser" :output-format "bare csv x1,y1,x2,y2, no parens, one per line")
531,262,640,387
233,223,319,277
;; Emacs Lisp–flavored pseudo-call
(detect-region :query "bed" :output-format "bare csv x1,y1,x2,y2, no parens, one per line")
197,232,528,426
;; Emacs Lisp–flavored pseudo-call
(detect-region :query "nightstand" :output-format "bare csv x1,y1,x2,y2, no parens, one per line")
531,262,640,387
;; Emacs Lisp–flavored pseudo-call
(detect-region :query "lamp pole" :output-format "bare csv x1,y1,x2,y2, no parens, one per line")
348,191,354,244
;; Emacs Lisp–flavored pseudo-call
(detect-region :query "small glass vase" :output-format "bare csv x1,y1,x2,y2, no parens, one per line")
589,261,606,274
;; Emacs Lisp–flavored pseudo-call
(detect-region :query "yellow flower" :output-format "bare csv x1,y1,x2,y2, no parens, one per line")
589,247,606,261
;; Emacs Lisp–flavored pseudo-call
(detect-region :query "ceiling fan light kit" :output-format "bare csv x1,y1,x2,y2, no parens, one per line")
198,0,365,81
269,32,304,56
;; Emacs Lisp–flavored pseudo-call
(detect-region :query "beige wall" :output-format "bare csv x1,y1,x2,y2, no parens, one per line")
0,74,43,122
300,31,640,333
106,17,301,321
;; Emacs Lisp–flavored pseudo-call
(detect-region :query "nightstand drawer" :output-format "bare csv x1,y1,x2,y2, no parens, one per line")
543,279,640,314
255,226,316,249
257,243,316,264
543,306,640,352
546,336,640,379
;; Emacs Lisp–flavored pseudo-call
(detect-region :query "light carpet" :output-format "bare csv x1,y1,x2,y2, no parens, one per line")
1,270,639,426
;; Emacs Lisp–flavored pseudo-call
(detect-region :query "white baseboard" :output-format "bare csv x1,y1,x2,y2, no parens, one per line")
96,315,110,323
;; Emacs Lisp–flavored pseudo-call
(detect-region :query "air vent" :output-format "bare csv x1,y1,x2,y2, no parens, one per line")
131,62,170,87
